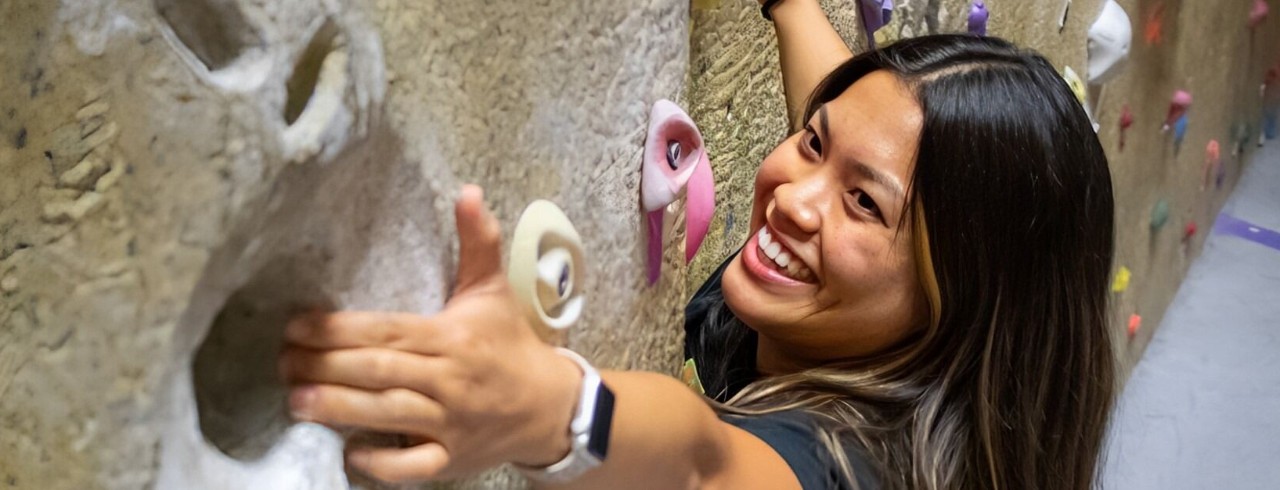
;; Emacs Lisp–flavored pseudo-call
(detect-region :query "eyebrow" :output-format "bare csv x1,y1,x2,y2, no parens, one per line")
816,106,906,200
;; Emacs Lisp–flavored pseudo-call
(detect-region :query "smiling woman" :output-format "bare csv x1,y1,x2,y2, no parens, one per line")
279,1,1115,489
689,9,1116,490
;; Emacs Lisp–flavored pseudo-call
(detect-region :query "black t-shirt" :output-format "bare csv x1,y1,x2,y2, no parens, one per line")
685,254,880,490
722,411,879,490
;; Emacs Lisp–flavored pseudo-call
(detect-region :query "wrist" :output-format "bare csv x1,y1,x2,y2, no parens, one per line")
514,346,582,467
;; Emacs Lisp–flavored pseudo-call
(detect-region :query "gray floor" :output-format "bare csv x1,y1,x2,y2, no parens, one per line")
1101,141,1280,489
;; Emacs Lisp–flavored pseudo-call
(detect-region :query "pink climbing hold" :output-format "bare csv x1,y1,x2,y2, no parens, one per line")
1162,90,1192,131
642,99,717,285
685,152,714,263
1203,140,1221,190
1250,0,1270,29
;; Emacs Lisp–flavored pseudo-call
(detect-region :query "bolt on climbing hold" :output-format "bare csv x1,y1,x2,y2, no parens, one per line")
1150,199,1170,230
642,99,715,285
1127,313,1142,338
860,0,894,47
1144,2,1165,45
1111,266,1131,293
1163,90,1192,131
508,200,587,338
1119,104,1134,150
1250,0,1270,29
1183,221,1198,242
968,1,989,36
1203,140,1221,190
1173,114,1189,149
1087,0,1132,85
1062,66,1087,106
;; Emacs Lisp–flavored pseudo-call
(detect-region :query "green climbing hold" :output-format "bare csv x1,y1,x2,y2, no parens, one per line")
681,358,706,395
1150,199,1170,229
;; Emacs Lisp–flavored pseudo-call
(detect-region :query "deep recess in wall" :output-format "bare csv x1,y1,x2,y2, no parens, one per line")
155,0,260,71
285,19,340,125
192,254,331,461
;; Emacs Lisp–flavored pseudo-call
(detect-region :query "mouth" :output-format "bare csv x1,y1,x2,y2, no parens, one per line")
743,226,816,285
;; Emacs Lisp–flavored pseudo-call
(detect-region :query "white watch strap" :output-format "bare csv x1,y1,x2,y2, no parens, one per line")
515,348,604,483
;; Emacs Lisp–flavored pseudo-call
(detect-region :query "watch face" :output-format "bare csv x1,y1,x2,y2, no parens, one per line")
586,383,615,460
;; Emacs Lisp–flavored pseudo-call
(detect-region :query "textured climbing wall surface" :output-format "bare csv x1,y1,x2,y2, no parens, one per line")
0,0,686,488
686,0,1280,379
3,0,1280,488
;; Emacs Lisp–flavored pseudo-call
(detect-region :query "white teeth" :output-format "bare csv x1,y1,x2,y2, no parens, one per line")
756,227,814,282
764,242,781,259
776,252,791,268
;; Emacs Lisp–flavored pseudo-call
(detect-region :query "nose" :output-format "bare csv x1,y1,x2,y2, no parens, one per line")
769,167,826,237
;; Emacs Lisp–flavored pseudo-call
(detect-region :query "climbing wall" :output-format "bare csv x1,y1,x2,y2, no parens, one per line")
687,0,1280,380
3,0,1280,489
0,0,687,488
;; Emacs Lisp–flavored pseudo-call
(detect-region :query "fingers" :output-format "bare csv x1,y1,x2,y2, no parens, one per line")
347,442,452,485
289,384,445,437
453,184,504,294
280,346,451,397
285,310,443,353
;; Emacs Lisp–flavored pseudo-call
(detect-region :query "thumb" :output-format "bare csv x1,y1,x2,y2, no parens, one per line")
453,184,504,294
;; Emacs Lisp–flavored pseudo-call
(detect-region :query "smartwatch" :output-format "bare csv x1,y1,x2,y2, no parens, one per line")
515,348,615,483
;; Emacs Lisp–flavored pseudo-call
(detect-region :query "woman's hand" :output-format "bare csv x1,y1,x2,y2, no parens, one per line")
279,185,581,484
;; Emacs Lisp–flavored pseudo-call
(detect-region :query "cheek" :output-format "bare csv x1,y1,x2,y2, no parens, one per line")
824,230,916,299
751,143,794,223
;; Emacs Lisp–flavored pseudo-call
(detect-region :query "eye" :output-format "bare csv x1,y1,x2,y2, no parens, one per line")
805,127,823,155
666,140,681,170
848,190,881,217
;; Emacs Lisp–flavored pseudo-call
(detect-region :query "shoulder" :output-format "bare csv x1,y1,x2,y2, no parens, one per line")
720,411,880,490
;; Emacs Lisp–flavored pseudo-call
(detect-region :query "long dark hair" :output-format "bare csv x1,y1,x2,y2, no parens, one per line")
691,34,1116,490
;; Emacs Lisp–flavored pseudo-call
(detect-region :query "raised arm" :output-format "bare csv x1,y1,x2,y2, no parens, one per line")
764,0,856,130
279,186,803,490
537,371,802,490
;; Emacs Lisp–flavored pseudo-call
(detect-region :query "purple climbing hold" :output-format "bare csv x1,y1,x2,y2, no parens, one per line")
860,0,895,46
969,1,990,36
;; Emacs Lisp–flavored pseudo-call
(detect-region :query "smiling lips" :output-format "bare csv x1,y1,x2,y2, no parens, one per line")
755,227,815,282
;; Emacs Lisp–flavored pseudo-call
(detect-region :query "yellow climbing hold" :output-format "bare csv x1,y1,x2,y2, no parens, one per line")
1063,66,1088,105
1112,266,1131,293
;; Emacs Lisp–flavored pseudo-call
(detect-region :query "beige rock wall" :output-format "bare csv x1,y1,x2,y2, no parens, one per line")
1,0,687,488
3,0,1279,488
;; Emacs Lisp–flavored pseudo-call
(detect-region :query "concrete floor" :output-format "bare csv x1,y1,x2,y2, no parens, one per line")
1101,140,1280,489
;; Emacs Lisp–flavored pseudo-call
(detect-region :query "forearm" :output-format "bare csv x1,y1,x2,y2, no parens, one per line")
533,371,729,490
769,0,854,130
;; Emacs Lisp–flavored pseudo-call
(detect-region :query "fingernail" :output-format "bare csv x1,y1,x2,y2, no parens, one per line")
289,386,317,419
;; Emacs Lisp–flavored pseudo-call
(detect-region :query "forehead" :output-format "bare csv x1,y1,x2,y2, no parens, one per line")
822,70,923,185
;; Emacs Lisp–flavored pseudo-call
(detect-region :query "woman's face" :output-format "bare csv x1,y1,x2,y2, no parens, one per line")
721,70,930,372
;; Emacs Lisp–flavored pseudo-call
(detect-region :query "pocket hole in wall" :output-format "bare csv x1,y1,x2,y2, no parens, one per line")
192,254,331,461
284,19,341,125
155,0,260,71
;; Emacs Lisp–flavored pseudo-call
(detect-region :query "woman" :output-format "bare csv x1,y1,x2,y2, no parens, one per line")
277,1,1117,489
